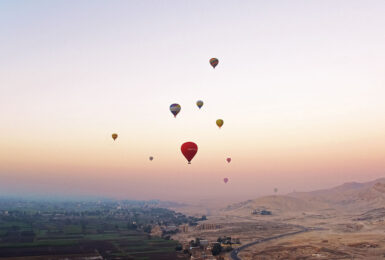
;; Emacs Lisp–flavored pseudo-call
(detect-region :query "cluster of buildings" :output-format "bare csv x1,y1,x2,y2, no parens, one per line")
151,224,189,237
179,224,189,232
183,240,219,260
251,209,272,215
151,223,221,237
195,223,221,230
190,246,216,260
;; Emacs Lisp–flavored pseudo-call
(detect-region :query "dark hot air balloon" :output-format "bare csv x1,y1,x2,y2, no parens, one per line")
210,58,219,69
196,100,204,109
112,133,118,141
181,142,198,164
224,178,229,184
170,103,181,118
149,156,154,161
226,158,231,163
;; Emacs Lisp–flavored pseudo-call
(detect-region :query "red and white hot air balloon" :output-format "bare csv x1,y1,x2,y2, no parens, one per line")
181,142,198,164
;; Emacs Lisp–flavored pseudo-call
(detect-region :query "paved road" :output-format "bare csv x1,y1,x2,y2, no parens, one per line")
230,228,310,260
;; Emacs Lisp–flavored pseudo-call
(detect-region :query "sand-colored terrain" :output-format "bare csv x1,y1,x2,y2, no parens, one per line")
230,206,385,259
238,229,385,260
172,178,385,259
173,216,303,246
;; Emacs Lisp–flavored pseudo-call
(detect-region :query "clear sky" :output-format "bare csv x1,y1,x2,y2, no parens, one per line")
1,0,385,202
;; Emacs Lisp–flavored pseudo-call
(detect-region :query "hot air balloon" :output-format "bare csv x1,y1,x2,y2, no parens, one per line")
196,100,204,109
112,133,118,141
224,178,229,184
209,58,219,69
226,158,231,163
170,103,181,118
274,188,278,194
181,142,198,164
149,156,154,161
216,119,224,128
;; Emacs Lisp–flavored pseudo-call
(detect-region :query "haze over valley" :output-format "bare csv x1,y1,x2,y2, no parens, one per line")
1,0,385,259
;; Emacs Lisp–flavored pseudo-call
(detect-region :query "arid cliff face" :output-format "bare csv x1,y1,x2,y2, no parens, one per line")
222,178,385,216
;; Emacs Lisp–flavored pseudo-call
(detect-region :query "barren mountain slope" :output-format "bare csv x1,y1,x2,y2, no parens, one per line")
222,195,330,215
223,178,385,216
288,178,385,212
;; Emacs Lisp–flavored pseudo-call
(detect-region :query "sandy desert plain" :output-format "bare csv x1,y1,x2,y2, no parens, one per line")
171,178,385,259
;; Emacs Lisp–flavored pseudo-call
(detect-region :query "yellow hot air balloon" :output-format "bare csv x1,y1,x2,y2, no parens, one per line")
216,119,224,128
112,133,118,141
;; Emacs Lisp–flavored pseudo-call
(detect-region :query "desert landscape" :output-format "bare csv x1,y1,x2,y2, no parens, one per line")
172,178,385,259
2,1,385,259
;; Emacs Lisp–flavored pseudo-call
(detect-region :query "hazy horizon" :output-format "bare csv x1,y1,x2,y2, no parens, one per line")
0,176,384,205
1,1,385,202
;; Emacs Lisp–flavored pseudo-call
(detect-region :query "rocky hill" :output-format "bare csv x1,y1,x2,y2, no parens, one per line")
223,177,385,215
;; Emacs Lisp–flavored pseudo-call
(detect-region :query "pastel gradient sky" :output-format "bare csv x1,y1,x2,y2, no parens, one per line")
1,1,385,202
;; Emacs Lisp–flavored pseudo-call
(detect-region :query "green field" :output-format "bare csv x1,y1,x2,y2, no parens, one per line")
0,199,193,259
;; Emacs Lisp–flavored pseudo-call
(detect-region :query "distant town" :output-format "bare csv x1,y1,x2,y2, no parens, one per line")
0,198,237,259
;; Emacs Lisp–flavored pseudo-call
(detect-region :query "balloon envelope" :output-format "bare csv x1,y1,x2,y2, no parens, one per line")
112,133,118,141
181,142,198,164
209,58,219,68
224,178,229,184
226,158,231,163
196,100,204,109
216,119,224,128
170,103,181,117
149,156,154,161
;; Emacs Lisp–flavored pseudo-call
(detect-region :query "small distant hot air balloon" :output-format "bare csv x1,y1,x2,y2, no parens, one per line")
224,178,229,184
112,133,118,141
274,188,278,194
170,103,181,118
149,156,154,161
196,100,204,109
216,119,224,128
181,142,198,164
209,58,219,69
226,158,231,163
